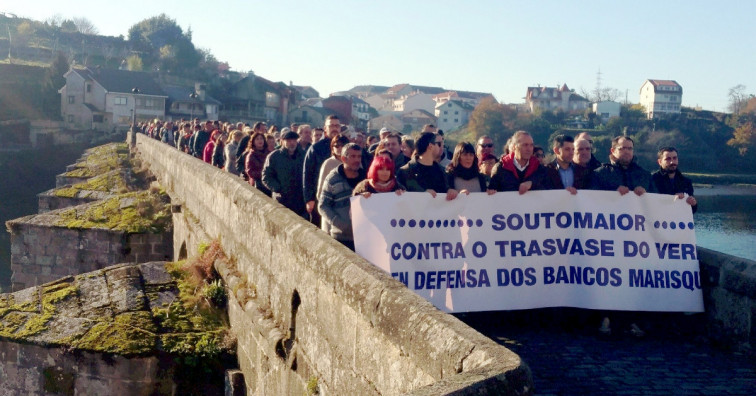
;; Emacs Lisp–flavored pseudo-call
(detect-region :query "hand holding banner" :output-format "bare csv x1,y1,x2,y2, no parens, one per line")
352,190,704,313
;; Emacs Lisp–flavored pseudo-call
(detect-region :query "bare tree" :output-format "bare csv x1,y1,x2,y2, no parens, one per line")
72,17,99,35
728,84,748,114
45,13,63,27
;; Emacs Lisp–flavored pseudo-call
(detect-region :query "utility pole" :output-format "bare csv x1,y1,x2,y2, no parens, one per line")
7,26,12,63
594,68,603,102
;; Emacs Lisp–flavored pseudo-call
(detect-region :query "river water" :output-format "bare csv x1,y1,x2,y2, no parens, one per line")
693,187,756,261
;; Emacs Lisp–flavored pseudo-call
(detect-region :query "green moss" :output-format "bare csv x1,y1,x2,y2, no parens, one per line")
0,282,79,339
307,376,320,395
72,311,157,355
55,190,171,233
20,283,79,337
64,143,130,178
53,171,130,198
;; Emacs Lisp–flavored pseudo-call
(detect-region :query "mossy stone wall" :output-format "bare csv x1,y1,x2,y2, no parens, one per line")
0,340,173,394
7,222,171,291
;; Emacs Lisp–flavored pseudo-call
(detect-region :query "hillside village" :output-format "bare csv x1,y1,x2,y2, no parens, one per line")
1,11,755,174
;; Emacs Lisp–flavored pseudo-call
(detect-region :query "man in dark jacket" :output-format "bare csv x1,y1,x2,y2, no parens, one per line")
591,136,655,195
575,132,602,171
489,131,552,193
545,134,590,193
262,130,306,217
652,146,697,213
303,115,342,224
191,121,214,159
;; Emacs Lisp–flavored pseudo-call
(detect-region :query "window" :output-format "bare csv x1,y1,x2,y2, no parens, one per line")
454,119,459,123
67,115,74,123
145,99,154,107
86,84,92,93
454,111,458,115
93,115,104,123
114,97,127,105
265,92,279,107
444,110,448,115
443,118,447,122
68,96,75,104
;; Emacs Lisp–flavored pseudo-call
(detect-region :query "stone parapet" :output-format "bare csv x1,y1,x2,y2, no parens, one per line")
6,209,172,291
135,134,534,395
698,247,756,350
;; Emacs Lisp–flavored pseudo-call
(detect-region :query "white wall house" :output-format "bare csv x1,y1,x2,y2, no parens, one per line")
60,68,167,132
393,92,435,114
639,79,683,119
593,101,622,123
525,84,590,113
436,100,475,131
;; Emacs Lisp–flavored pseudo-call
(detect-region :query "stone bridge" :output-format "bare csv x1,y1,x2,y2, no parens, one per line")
131,133,533,395
130,132,754,395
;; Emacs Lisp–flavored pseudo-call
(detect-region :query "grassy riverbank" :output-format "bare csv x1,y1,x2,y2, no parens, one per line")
683,173,756,186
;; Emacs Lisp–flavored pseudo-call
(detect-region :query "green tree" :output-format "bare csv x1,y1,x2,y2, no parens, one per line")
40,52,69,119
127,54,144,71
127,14,201,74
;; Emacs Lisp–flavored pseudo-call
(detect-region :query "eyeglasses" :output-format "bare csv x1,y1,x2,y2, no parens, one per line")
434,142,443,147
479,143,494,148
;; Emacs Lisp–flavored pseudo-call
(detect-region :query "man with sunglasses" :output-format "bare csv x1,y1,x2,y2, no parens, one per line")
477,136,495,162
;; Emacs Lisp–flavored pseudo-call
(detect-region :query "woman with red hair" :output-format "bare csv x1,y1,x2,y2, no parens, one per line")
353,155,405,198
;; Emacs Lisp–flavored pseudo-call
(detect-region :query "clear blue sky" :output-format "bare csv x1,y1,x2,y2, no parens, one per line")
3,0,754,112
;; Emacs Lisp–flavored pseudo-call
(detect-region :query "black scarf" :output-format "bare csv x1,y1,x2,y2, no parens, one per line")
451,165,479,180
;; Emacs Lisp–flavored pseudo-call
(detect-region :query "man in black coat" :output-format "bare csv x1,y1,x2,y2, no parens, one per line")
652,146,698,213
191,120,214,158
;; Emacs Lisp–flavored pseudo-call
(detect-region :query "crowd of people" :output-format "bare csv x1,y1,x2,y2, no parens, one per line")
137,115,698,250
138,115,699,335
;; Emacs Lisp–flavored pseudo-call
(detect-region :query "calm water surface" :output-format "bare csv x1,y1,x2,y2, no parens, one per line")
693,192,756,261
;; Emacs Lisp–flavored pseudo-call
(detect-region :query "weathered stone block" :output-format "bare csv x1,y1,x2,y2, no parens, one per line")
707,288,751,345
37,256,54,267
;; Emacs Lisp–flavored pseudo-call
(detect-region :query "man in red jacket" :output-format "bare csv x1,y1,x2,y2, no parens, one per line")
488,131,552,194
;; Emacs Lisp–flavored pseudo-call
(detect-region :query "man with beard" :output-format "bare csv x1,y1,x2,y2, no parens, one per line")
652,146,697,212
591,136,655,195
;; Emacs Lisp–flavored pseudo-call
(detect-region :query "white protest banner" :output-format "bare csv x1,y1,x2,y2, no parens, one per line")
352,190,704,313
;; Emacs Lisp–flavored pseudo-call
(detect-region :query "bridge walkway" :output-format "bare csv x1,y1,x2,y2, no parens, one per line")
461,310,755,395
